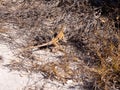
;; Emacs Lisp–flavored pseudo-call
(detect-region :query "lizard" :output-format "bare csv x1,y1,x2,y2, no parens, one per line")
22,25,65,51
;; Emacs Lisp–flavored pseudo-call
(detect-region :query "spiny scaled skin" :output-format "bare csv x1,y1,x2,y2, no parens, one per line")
23,25,65,51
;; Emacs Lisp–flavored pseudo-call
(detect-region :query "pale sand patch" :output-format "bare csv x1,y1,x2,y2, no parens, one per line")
0,43,81,90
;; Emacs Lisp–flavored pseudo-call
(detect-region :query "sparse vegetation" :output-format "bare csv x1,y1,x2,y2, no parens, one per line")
0,0,120,90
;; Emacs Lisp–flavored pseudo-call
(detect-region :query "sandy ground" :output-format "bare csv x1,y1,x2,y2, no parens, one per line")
0,44,28,90
0,42,83,90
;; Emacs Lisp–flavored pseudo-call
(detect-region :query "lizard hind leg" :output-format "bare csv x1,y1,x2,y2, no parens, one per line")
52,42,65,53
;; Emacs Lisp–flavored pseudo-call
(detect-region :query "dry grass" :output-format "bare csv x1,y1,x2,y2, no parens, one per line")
91,33,120,90
0,0,120,90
